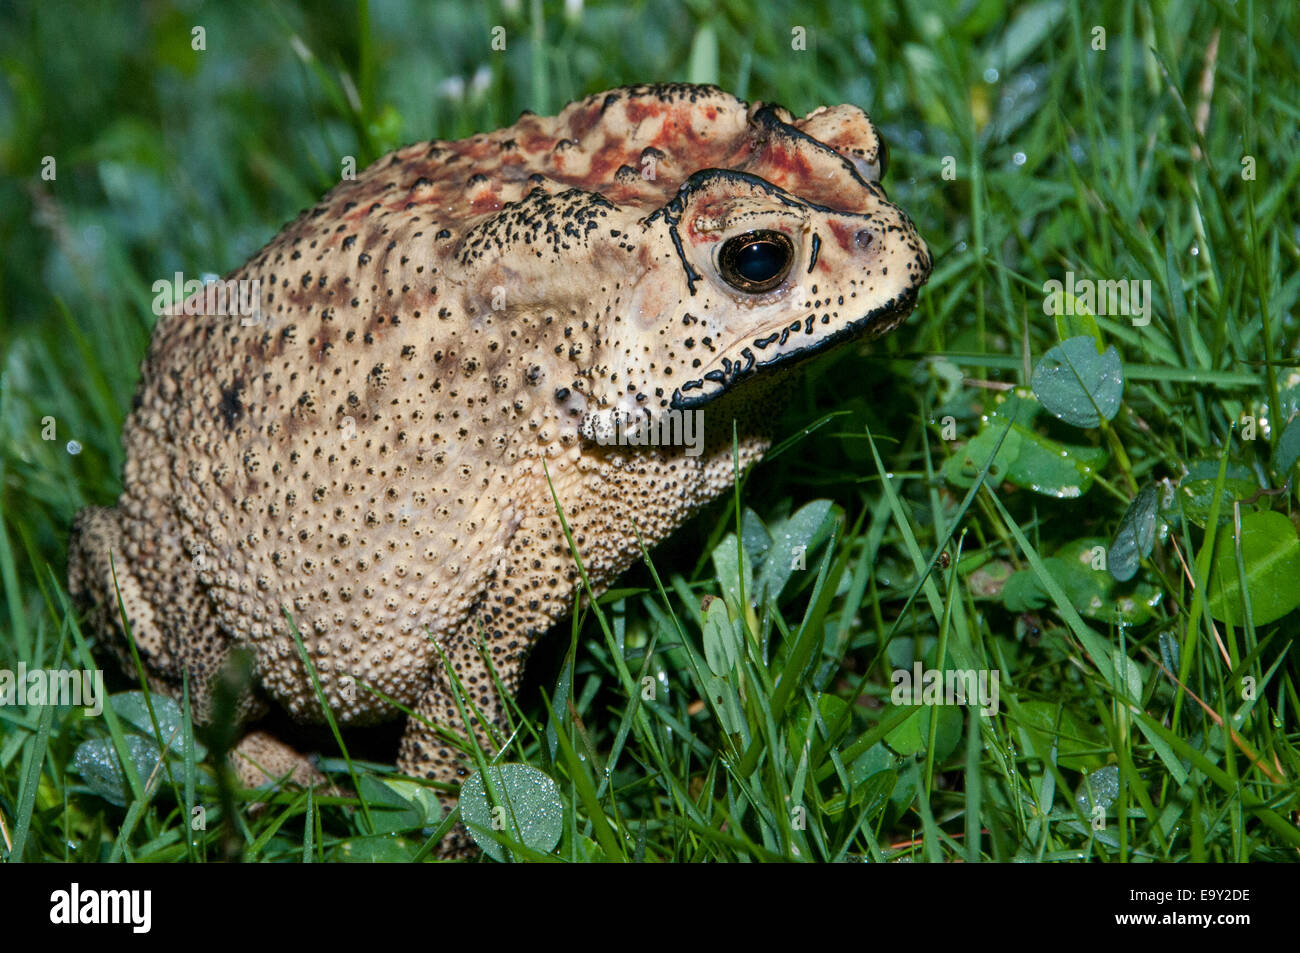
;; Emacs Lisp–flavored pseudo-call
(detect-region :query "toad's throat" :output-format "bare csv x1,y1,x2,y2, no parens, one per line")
668,282,924,411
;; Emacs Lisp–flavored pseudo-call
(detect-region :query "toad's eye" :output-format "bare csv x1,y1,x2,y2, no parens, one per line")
718,230,794,294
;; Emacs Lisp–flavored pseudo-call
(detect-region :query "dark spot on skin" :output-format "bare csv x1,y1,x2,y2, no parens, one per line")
219,378,245,428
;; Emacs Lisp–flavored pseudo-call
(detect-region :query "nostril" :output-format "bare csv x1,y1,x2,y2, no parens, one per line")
855,229,873,250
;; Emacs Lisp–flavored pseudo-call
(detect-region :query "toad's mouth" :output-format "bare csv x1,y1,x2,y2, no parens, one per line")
667,279,925,412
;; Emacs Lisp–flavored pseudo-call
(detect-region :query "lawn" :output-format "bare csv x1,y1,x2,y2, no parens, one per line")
1,0,1298,862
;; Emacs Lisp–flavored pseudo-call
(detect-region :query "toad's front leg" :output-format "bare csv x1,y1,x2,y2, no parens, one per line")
395,609,540,857
396,505,593,853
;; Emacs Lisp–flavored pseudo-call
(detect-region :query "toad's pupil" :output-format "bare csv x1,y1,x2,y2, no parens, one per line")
736,239,786,282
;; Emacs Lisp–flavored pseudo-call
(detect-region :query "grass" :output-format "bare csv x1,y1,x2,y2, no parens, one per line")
2,0,1299,862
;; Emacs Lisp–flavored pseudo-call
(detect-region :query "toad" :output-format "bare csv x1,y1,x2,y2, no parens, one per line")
68,83,931,811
